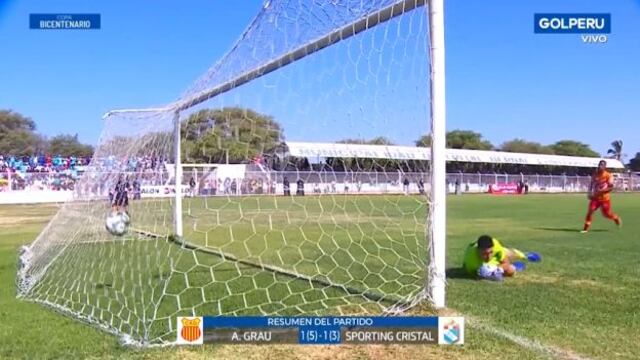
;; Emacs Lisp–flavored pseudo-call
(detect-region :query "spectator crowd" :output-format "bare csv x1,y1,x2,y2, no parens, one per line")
0,154,90,191
0,154,167,192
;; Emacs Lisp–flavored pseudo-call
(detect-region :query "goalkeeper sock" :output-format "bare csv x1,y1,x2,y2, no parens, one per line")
512,249,526,260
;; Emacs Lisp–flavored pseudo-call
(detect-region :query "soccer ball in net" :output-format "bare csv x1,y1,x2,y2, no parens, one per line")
17,245,32,271
121,211,131,225
105,213,129,236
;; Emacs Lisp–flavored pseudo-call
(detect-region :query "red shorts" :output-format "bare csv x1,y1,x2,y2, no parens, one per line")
588,199,611,213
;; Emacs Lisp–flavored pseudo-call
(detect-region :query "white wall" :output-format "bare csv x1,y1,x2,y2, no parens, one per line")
0,190,73,204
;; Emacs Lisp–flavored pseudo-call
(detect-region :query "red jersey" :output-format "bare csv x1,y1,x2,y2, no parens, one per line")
592,170,613,202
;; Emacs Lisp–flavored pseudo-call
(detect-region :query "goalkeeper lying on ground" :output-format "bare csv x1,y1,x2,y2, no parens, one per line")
463,235,541,281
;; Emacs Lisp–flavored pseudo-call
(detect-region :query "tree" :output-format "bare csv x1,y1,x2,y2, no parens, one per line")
335,137,394,146
0,109,36,132
415,130,493,150
336,138,367,145
367,136,394,146
446,130,493,150
628,152,640,171
607,140,624,161
181,107,283,164
499,139,553,154
1,109,95,157
416,130,494,172
496,139,553,174
48,134,94,157
415,134,431,147
0,110,43,155
549,140,599,157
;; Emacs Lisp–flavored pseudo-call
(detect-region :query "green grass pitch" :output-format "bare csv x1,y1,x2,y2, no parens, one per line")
1,193,638,359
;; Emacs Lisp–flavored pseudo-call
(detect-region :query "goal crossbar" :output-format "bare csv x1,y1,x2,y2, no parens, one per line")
101,0,427,118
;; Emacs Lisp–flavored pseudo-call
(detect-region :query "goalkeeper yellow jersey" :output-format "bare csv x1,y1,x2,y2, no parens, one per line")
462,238,506,275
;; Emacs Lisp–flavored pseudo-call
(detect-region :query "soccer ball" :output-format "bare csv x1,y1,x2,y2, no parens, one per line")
18,245,32,271
121,211,131,225
477,264,504,281
105,213,129,236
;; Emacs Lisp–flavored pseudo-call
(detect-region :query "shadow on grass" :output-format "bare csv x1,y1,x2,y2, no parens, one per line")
534,227,608,233
446,267,475,280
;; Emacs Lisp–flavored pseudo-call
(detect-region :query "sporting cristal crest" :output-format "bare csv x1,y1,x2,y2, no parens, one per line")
443,319,461,344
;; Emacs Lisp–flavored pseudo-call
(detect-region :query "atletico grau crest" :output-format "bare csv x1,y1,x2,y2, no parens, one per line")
181,318,201,342
438,317,465,345
177,317,204,345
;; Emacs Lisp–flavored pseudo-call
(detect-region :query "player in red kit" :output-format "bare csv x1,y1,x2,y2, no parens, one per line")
581,160,622,233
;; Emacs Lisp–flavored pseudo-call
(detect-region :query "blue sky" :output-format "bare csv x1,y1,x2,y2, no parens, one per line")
1,0,639,158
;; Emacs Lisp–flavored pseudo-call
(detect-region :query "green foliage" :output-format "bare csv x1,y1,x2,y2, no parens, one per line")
0,109,36,132
446,130,494,150
414,131,612,174
417,131,603,160
415,130,493,150
414,134,430,147
607,140,624,161
415,130,599,173
500,139,553,154
549,140,600,157
0,110,43,155
628,152,640,171
415,130,494,172
48,134,94,157
0,109,93,156
336,136,394,145
363,136,394,146
181,107,283,164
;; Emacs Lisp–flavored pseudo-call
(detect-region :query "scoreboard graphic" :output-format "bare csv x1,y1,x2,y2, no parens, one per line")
177,316,464,345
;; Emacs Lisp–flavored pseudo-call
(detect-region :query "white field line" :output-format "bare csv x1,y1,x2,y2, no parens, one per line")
448,310,595,360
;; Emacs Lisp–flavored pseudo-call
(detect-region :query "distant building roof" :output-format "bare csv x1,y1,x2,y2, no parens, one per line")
285,142,624,169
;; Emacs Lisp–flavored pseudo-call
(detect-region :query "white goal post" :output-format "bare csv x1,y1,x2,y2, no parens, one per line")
428,0,446,309
102,0,447,310
106,0,447,310
18,0,448,346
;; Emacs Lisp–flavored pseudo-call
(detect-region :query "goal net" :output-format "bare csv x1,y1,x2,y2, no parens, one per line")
17,0,445,346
